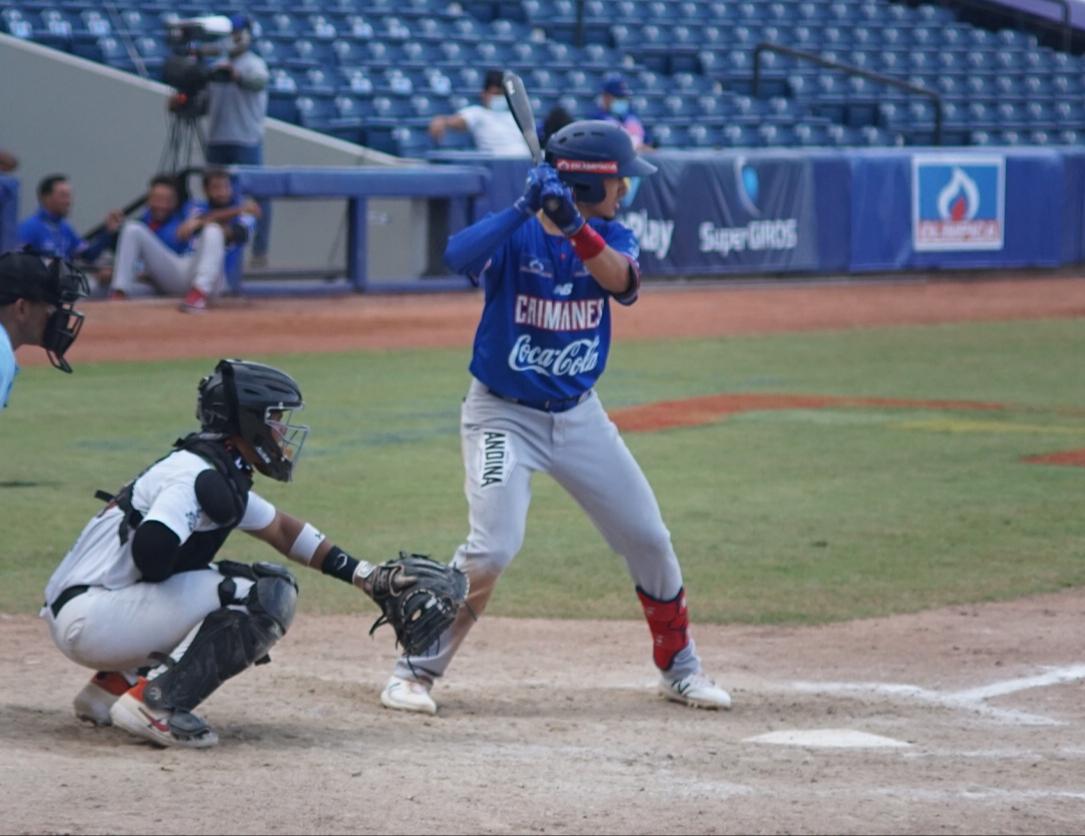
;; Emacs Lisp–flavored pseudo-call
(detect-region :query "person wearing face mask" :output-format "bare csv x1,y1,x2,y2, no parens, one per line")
428,69,532,156
591,74,652,152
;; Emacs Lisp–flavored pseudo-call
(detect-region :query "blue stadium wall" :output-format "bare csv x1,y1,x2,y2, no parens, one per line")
4,148,1084,280
436,147,1085,278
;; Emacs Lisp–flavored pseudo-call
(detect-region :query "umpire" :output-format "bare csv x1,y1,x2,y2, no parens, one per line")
0,249,89,410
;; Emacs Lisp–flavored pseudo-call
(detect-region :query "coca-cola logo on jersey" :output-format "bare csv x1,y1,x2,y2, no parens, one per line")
508,334,600,377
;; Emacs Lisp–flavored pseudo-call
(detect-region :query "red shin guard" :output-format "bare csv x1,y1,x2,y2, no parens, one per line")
637,586,690,671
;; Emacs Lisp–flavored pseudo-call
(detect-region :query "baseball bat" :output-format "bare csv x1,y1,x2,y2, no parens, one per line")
502,70,562,213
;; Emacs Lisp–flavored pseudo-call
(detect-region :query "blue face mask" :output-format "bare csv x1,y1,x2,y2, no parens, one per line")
489,96,509,112
610,98,630,117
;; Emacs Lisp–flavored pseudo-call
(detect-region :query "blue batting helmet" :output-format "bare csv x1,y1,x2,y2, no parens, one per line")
544,120,656,204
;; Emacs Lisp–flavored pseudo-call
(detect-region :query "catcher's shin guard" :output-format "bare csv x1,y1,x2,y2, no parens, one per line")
636,586,690,672
144,572,297,713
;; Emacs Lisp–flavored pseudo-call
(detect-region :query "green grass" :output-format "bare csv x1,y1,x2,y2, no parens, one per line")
3,318,1084,623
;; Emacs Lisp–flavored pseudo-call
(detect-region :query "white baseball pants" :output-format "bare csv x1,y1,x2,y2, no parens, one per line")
393,378,701,685
109,220,225,298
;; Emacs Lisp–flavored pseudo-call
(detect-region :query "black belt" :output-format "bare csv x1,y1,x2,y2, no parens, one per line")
486,387,591,413
48,585,90,618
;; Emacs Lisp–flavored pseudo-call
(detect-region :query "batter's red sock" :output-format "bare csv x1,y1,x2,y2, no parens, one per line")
636,586,690,671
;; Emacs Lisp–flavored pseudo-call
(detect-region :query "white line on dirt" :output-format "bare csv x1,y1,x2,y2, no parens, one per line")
951,664,1085,702
877,787,1085,803
792,663,1085,727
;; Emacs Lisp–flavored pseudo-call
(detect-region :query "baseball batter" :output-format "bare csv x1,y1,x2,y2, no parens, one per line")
43,359,463,748
380,121,731,715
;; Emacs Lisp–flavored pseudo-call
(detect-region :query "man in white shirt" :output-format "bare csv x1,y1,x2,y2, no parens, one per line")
428,69,531,156
0,250,88,410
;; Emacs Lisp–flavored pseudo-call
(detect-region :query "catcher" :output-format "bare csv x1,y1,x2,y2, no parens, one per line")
41,358,466,748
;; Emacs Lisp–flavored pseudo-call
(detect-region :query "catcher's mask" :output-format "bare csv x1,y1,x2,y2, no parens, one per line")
196,359,308,482
0,249,89,373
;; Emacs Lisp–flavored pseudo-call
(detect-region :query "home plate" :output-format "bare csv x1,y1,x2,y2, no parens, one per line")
746,729,911,749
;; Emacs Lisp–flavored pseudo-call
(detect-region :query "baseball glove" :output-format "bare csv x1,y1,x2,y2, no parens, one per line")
366,553,469,656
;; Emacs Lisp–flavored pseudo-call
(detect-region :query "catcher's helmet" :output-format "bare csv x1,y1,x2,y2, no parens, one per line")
197,359,308,482
544,119,657,205
0,249,90,373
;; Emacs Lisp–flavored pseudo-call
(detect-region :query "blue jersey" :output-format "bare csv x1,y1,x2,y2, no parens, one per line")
139,203,193,255
18,209,85,259
192,198,256,280
0,322,17,411
18,208,109,262
470,217,639,402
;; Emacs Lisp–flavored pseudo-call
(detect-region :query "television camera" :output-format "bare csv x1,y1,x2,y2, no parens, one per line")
160,15,236,172
163,15,236,112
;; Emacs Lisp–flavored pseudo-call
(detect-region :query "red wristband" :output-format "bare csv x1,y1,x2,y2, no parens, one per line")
569,224,606,261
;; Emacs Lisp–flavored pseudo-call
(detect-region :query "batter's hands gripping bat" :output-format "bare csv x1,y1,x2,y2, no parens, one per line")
502,70,562,213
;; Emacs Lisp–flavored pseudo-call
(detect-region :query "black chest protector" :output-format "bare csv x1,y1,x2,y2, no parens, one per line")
97,434,254,571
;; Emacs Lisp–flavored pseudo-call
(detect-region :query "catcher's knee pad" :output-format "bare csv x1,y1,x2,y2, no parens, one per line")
246,573,298,635
144,574,297,713
636,586,690,672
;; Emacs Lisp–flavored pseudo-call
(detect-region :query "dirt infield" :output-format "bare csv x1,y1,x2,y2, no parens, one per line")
5,592,1085,834
19,274,1085,366
6,276,1085,834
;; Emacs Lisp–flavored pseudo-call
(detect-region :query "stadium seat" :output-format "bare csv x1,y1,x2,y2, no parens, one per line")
8,0,1077,152
400,41,429,68
422,69,452,96
793,122,828,146
382,16,412,42
338,68,374,95
299,68,336,97
720,123,754,147
660,95,697,120
295,94,336,128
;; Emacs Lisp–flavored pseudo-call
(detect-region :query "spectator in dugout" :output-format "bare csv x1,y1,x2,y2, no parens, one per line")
590,74,653,151
106,169,258,313
428,69,531,156
18,174,123,264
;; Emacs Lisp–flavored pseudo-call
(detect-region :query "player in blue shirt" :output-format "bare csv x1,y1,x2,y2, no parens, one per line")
17,174,120,263
106,170,257,311
379,121,732,715
105,174,193,300
0,250,90,410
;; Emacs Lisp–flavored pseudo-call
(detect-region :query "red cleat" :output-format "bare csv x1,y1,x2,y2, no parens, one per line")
180,288,208,313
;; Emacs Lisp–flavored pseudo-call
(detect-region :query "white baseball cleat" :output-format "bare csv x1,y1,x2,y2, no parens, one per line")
74,671,132,726
660,672,733,710
109,679,219,749
380,675,437,715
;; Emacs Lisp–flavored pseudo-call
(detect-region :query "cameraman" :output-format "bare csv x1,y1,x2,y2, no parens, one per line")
169,15,270,267
204,15,270,267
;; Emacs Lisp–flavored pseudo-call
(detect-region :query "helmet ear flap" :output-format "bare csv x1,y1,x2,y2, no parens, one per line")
196,361,239,434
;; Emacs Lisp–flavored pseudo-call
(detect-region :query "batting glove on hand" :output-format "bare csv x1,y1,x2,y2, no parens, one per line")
540,175,585,237
514,163,556,216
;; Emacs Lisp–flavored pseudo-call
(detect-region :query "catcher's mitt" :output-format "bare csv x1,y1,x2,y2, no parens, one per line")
366,553,469,656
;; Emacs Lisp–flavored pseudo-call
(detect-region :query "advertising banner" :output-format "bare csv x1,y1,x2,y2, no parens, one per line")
912,155,1005,252
621,153,820,275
